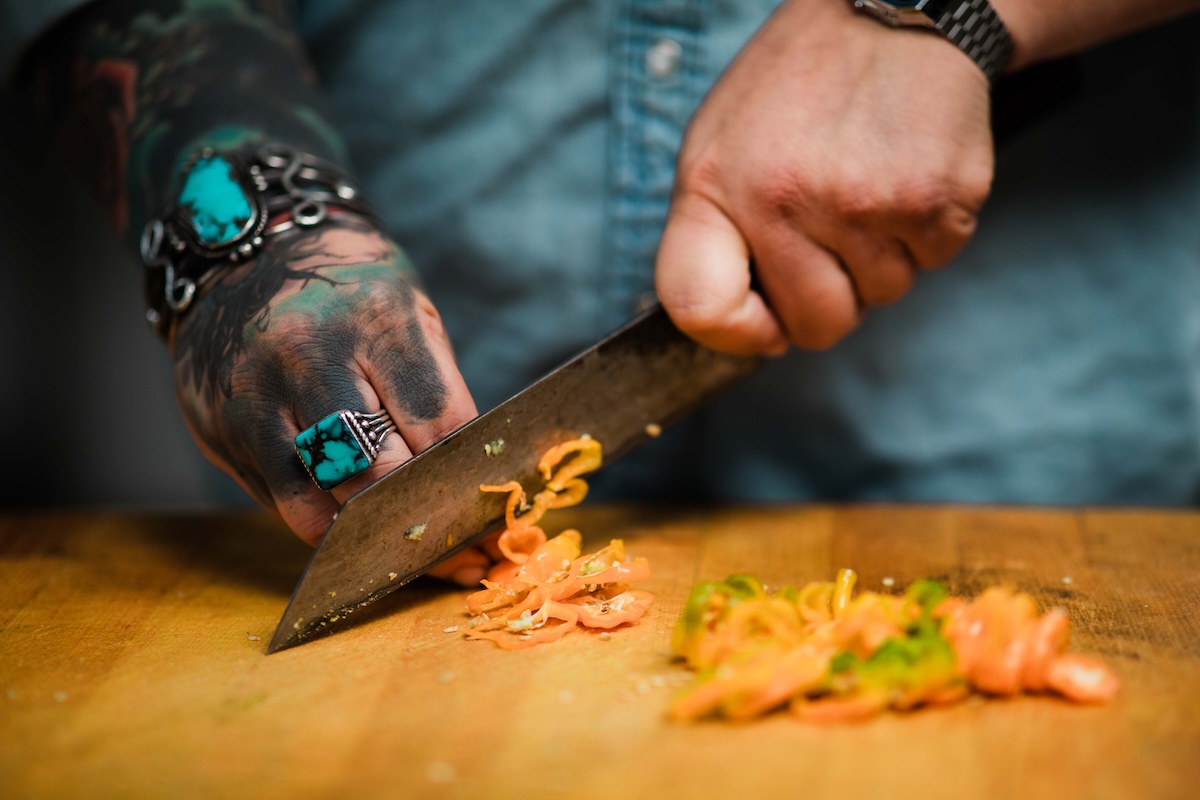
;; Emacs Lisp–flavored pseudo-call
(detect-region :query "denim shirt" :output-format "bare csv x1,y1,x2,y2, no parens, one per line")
7,1,1196,506
293,2,1200,506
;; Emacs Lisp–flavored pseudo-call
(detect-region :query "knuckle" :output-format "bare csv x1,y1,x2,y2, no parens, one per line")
675,150,723,196
897,179,957,221
350,280,452,350
957,156,995,211
898,160,993,225
411,291,451,343
899,164,991,269
754,169,819,226
826,177,886,224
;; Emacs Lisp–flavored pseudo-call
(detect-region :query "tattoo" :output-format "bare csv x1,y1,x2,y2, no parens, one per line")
174,230,343,403
26,0,343,242
25,3,455,512
171,218,448,505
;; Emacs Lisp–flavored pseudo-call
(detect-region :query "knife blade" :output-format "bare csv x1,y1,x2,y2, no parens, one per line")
267,304,759,653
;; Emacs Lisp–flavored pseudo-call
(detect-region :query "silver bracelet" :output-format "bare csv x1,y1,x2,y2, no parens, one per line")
140,143,374,338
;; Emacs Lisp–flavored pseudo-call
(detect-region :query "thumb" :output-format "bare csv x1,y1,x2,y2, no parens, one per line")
655,191,787,356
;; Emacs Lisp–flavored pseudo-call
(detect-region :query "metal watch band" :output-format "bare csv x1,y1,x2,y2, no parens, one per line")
932,0,1014,82
851,0,1014,83
141,144,375,339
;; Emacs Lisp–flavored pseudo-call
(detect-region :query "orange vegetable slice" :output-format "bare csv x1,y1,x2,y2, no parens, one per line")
462,438,654,649
670,570,1119,724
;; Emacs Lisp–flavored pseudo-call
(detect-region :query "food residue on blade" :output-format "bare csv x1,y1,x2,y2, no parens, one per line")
668,570,1119,723
404,523,426,542
462,437,654,649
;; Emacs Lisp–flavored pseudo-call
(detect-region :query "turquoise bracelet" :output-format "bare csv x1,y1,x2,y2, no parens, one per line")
139,144,372,338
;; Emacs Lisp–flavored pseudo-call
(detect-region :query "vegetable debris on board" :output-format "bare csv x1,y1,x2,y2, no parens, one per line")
669,570,1119,723
463,437,654,649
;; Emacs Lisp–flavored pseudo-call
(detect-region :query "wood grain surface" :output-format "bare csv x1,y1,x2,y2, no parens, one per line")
1,505,1197,799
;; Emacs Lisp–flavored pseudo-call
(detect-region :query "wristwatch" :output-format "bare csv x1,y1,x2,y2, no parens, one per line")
851,0,1014,82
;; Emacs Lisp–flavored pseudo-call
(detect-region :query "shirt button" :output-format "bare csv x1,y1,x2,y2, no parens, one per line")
645,38,682,79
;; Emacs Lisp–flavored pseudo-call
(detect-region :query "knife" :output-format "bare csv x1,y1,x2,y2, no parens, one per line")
267,304,760,653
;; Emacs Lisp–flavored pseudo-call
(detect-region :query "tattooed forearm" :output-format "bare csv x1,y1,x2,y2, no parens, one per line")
23,0,468,543
25,0,345,244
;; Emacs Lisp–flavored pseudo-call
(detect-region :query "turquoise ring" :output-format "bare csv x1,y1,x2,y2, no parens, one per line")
294,409,396,491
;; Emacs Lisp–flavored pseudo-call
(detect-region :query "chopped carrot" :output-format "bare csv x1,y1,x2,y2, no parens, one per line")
485,559,522,585
480,481,527,530
670,570,1119,723
496,526,546,565
1044,654,1121,703
791,691,889,723
537,437,602,491
463,438,654,649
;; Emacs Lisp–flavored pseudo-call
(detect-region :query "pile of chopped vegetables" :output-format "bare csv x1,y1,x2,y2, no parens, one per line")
463,437,654,649
669,570,1119,722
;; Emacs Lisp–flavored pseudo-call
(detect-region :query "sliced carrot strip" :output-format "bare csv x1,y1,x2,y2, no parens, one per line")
496,525,547,565
791,691,889,723
465,621,574,650
515,530,582,584
546,479,588,509
1044,654,1120,703
539,437,603,491
721,648,830,721
462,438,653,650
1023,610,1069,691
671,570,1118,724
465,581,526,616
565,589,654,629
486,559,522,585
831,568,856,616
480,481,529,531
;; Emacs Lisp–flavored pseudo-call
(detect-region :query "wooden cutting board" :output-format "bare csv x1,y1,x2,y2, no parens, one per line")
1,505,1197,799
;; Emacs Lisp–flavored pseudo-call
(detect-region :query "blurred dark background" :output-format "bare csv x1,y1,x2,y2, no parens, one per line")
0,87,249,510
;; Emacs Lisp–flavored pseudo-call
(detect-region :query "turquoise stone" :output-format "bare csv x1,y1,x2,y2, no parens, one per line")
178,155,254,246
295,413,370,490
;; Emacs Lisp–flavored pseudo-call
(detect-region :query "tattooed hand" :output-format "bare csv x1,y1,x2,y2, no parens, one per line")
28,0,497,582
171,215,491,584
